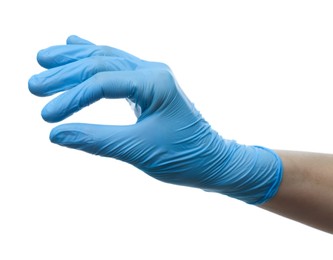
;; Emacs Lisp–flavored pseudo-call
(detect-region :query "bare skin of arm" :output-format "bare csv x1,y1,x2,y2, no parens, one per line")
260,150,333,234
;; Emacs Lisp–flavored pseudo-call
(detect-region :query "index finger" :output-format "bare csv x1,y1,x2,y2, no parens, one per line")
41,70,142,123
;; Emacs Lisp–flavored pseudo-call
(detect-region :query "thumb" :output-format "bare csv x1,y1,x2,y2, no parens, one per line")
66,35,95,45
50,123,139,162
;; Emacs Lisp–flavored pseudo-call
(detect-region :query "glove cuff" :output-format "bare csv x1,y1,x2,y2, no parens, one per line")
203,143,283,205
250,146,283,205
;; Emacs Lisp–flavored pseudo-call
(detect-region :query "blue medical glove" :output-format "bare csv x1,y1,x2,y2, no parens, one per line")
29,35,283,205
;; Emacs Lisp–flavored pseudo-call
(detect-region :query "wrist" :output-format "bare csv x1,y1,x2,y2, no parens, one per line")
203,141,283,205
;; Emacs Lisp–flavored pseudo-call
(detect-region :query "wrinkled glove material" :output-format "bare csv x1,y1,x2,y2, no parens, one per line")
29,35,283,205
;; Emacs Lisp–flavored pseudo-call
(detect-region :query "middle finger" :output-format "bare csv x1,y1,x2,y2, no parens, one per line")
29,56,138,97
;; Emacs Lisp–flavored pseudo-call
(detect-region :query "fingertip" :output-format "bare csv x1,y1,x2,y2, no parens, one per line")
41,105,65,123
66,35,94,45
28,73,52,97
28,75,41,96
36,49,53,69
66,35,80,44
66,35,79,43
49,124,71,144
49,124,68,145
49,125,61,143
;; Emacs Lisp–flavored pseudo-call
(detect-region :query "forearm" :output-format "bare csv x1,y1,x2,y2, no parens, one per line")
260,150,333,234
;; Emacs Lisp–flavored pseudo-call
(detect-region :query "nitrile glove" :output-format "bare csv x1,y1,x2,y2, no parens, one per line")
28,35,283,205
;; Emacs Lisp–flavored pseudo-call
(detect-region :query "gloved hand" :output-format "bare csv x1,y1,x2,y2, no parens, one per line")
29,35,283,205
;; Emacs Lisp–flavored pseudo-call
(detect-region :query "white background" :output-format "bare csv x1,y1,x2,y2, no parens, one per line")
1,0,332,259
